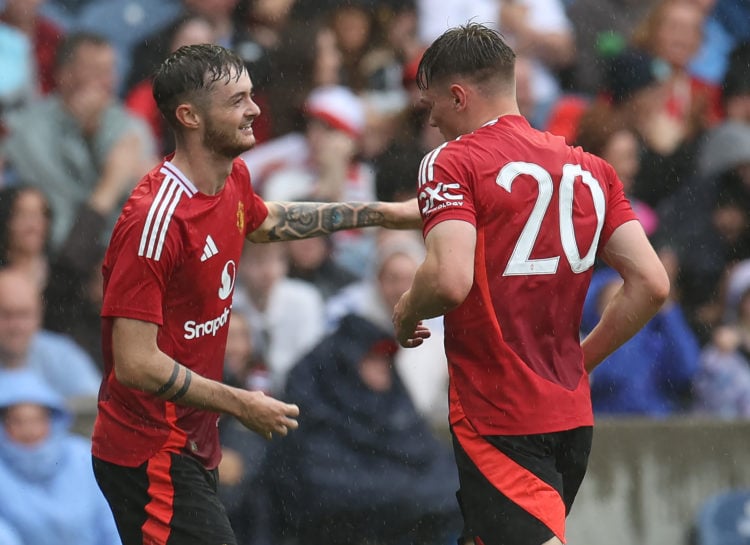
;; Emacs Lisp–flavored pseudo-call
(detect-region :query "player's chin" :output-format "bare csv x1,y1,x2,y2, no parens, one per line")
234,134,256,153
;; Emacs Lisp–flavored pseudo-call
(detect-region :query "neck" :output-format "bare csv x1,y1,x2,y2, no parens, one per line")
6,252,46,285
169,144,234,195
469,98,521,133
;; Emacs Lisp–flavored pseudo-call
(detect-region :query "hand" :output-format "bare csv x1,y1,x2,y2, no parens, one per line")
381,198,423,230
393,291,432,347
638,110,686,156
89,132,144,215
234,390,299,440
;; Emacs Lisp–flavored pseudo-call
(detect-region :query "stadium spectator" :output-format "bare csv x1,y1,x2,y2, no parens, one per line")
286,234,359,301
219,311,274,545
0,368,120,545
0,186,51,290
0,0,64,96
0,267,101,399
693,284,750,418
267,313,461,545
260,18,342,138
49,0,182,93
581,266,700,415
565,0,659,95
326,230,449,421
1,31,156,250
252,84,377,275
657,121,750,339
233,241,326,394
0,22,34,113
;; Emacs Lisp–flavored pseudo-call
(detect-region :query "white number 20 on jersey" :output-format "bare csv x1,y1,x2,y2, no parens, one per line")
496,162,606,276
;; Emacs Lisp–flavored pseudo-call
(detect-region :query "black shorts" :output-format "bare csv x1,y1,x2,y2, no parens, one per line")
93,453,237,545
451,417,593,545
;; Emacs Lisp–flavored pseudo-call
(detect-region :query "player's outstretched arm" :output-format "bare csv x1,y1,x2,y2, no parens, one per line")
247,198,421,242
581,220,670,373
111,317,298,440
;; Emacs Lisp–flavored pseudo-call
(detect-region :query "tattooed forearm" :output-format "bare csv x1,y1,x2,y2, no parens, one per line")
261,202,386,242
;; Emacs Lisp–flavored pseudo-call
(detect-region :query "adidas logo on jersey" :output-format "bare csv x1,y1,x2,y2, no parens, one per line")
200,235,219,262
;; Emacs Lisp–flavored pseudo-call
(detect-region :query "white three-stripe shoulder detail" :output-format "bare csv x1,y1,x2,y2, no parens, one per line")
138,177,184,261
418,142,449,186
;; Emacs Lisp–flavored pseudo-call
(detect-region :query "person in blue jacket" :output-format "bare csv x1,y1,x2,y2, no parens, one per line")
0,369,121,545
581,266,701,415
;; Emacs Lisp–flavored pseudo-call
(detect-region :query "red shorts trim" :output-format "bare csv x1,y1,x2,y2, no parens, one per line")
452,416,566,542
142,451,175,544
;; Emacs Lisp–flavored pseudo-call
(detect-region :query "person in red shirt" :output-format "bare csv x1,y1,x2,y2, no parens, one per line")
91,43,420,545
392,24,670,545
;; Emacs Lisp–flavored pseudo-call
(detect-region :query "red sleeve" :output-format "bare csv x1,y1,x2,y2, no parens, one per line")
101,200,182,325
418,141,476,238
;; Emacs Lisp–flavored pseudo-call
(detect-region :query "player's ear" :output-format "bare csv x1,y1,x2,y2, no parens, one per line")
449,84,468,110
175,103,202,130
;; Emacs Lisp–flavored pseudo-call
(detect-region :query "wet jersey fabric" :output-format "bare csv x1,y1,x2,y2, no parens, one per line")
93,158,267,469
418,115,637,435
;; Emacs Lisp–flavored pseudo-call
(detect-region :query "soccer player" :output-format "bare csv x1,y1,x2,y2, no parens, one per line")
392,24,670,545
91,44,421,545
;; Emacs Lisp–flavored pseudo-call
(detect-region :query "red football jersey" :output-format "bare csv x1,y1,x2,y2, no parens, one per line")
92,158,268,468
419,115,637,435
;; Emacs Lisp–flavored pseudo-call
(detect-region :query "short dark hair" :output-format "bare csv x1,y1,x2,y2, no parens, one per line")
416,23,516,91
54,31,111,71
152,44,247,131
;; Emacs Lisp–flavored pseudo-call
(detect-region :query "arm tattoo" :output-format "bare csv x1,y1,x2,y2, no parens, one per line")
168,368,192,402
263,202,386,242
155,362,180,397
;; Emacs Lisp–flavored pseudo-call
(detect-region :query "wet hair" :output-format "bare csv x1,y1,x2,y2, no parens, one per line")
152,44,247,131
416,22,516,91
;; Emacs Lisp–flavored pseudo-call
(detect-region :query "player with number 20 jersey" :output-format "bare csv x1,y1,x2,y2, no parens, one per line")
418,114,637,436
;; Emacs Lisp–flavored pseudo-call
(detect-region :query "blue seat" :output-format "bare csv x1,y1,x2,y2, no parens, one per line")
694,489,750,545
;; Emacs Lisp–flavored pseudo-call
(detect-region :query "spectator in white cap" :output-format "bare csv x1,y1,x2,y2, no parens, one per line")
261,84,371,203
246,84,377,277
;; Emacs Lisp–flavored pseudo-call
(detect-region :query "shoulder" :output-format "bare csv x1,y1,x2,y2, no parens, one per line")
4,97,59,130
419,139,470,181
573,145,619,183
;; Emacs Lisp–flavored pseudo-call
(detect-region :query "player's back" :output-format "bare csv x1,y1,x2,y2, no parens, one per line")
420,114,636,433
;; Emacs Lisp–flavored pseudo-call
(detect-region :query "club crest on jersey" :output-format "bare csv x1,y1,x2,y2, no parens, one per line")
419,181,463,214
237,201,245,233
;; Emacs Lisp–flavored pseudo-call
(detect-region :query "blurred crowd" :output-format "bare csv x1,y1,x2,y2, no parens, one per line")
1,0,750,543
